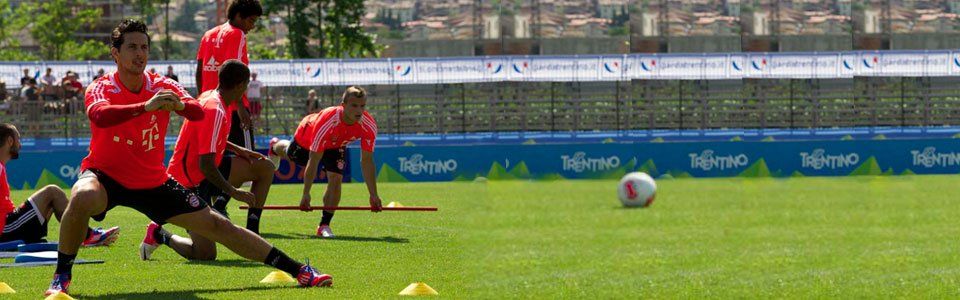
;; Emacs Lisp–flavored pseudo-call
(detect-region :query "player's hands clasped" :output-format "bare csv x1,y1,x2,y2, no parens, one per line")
145,89,183,112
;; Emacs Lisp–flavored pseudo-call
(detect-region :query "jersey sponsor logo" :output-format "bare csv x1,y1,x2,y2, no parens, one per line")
141,116,161,151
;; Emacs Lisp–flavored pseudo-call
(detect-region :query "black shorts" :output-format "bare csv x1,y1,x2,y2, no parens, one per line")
228,108,255,150
0,199,48,243
287,140,346,174
83,169,207,225
194,158,233,215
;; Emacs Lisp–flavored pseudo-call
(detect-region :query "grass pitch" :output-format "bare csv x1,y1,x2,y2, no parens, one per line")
3,176,960,298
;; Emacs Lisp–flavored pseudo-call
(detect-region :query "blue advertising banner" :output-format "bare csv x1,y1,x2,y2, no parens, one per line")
347,139,960,182
5,139,958,189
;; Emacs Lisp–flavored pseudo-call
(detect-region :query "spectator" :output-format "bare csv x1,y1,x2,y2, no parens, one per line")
247,72,263,119
20,78,39,101
0,80,7,108
165,65,179,82
40,68,59,101
149,67,157,74
306,89,320,115
93,68,105,81
19,69,31,87
62,72,83,100
20,78,42,134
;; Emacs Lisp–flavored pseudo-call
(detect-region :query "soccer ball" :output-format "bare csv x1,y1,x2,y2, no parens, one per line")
618,172,657,208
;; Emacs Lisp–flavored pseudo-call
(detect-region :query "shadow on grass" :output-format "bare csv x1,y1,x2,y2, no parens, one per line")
81,285,294,299
260,232,409,243
183,259,266,268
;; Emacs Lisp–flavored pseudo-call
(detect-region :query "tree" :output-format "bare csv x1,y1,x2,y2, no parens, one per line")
0,0,37,60
319,0,381,58
263,0,380,59
23,0,108,60
132,0,163,22
247,21,286,59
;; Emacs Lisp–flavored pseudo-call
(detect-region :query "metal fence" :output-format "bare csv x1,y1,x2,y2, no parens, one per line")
4,77,960,138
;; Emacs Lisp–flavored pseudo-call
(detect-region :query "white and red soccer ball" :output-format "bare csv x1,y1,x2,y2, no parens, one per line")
617,172,656,208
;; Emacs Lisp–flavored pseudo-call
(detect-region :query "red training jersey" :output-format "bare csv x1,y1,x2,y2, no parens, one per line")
81,71,196,189
197,22,250,109
168,90,232,188
0,162,13,232
293,106,377,153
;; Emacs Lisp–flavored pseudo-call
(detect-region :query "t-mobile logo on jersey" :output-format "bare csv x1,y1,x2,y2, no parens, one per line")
141,123,161,151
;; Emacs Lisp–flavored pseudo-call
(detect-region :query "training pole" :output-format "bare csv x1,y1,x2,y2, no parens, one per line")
240,205,438,211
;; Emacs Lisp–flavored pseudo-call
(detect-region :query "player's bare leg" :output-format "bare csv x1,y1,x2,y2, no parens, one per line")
228,156,275,233
30,185,68,222
317,172,343,238
47,177,110,295
31,184,120,247
165,208,332,286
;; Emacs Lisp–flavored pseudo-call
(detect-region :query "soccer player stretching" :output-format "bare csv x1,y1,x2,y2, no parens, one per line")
45,20,331,297
141,60,276,260
268,86,383,238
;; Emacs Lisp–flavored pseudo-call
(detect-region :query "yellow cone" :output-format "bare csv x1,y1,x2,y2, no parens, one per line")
0,282,14,293
398,282,438,296
260,271,296,284
386,201,404,208
44,292,74,300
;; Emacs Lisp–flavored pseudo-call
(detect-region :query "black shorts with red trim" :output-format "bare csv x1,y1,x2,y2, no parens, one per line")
83,168,207,225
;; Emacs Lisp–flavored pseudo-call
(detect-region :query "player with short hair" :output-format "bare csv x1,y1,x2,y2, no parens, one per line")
45,19,331,297
140,59,276,261
0,123,119,246
268,86,383,238
196,0,263,220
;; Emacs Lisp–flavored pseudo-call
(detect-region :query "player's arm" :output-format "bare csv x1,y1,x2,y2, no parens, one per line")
361,150,382,212
299,151,324,211
87,90,179,128
198,153,254,204
171,97,204,121
237,103,252,130
195,59,203,92
161,79,204,121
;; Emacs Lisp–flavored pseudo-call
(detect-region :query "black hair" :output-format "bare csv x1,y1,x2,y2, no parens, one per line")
228,0,263,20
0,123,17,148
218,59,250,90
111,19,150,49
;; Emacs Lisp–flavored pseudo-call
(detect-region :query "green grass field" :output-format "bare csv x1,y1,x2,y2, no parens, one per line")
3,176,960,298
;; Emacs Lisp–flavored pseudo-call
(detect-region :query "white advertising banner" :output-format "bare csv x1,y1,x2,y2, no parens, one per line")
4,51,960,86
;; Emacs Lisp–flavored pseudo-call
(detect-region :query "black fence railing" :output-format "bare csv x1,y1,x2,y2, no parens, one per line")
3,77,960,138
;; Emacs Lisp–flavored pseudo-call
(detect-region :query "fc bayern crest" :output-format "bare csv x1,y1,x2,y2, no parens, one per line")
188,194,201,208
